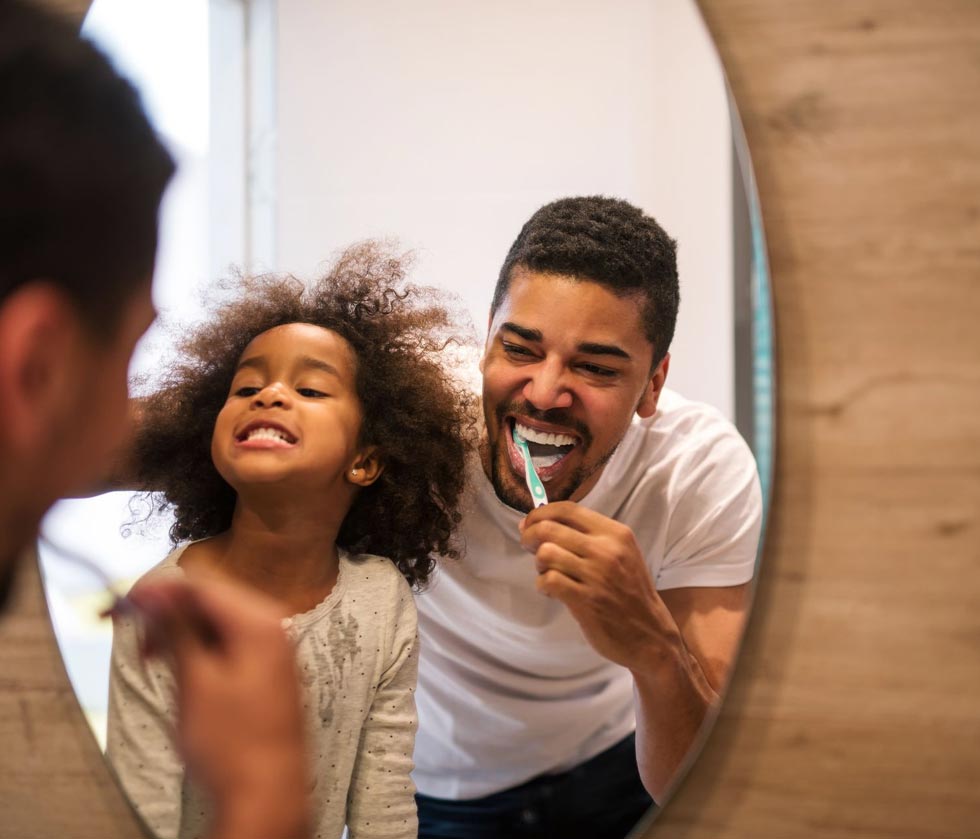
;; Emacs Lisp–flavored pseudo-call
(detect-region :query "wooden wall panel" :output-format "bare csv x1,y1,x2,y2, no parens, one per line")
1,1,977,837
0,557,145,838
645,2,980,837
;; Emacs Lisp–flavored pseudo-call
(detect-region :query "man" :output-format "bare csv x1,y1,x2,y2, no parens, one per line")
0,4,309,838
413,196,763,838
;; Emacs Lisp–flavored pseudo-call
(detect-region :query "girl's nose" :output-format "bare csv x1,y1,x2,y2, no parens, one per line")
252,382,290,408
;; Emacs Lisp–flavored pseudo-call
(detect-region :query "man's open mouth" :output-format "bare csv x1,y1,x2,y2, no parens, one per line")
509,419,578,479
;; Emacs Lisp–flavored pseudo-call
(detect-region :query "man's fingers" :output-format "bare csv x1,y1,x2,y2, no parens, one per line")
534,541,592,583
128,581,224,661
535,567,588,604
522,500,620,534
128,577,287,666
521,517,595,556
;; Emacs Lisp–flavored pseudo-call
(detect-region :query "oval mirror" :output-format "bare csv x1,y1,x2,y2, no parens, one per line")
38,1,773,837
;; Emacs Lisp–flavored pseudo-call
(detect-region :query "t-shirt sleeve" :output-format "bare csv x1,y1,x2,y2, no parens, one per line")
655,420,763,591
345,573,419,839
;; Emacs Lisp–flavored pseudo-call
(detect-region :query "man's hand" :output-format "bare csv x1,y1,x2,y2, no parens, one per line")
519,501,685,673
127,576,311,839
520,500,753,802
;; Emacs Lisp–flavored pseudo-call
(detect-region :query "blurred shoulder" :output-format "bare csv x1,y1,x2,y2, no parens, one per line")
128,543,188,588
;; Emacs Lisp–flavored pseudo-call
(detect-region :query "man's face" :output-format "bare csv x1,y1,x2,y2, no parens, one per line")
480,268,668,512
59,280,157,496
0,278,156,608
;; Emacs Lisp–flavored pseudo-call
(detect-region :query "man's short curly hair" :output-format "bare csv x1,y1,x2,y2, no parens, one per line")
491,196,679,365
132,242,478,589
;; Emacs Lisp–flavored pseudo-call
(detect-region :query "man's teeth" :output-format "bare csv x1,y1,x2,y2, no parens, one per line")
514,423,575,447
245,427,293,443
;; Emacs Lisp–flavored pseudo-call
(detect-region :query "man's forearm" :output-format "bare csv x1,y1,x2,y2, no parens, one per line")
630,631,718,803
209,787,310,839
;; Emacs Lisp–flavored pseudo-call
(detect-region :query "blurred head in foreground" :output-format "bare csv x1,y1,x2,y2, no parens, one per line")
0,0,174,606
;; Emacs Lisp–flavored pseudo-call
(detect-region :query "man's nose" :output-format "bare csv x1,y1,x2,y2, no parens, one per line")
522,360,573,411
252,382,290,408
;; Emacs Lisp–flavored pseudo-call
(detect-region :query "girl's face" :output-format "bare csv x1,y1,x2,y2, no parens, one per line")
211,323,377,495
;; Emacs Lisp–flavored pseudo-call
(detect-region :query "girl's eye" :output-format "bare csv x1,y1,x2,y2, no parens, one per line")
297,388,327,398
234,386,260,397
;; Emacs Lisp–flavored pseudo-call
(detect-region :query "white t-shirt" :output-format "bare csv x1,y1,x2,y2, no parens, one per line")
412,388,763,799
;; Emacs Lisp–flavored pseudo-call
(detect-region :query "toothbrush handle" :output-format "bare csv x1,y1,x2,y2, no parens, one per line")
521,450,548,507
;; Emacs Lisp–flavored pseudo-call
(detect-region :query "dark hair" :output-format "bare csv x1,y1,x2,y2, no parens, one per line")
492,196,680,365
0,0,175,336
131,242,478,589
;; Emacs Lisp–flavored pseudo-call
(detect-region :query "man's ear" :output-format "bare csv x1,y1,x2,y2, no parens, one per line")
0,282,82,452
478,312,495,374
636,352,670,419
346,446,384,488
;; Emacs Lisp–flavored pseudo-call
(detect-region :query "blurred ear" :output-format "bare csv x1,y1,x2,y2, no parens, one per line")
636,352,670,419
346,446,384,488
0,282,83,452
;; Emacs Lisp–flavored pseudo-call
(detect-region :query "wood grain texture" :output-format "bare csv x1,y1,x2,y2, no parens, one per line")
0,553,148,838
640,2,980,837
2,1,978,837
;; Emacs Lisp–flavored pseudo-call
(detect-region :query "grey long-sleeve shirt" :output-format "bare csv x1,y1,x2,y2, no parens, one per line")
106,545,419,839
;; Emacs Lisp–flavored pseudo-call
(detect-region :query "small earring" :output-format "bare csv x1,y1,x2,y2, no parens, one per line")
351,468,359,476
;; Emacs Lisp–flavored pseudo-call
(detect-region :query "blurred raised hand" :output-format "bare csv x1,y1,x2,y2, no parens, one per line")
127,575,312,839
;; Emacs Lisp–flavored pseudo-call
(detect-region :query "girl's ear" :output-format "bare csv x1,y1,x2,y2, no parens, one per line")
347,446,384,487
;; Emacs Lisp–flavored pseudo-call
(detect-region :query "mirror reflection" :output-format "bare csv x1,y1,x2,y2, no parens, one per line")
38,1,773,838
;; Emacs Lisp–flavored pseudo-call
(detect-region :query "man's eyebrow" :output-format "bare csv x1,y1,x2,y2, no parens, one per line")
501,322,542,342
500,323,632,360
577,342,632,361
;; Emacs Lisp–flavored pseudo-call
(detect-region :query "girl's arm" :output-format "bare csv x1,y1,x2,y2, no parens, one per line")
345,576,420,839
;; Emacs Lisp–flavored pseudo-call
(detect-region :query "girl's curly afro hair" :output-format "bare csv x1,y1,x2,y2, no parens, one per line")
131,242,478,589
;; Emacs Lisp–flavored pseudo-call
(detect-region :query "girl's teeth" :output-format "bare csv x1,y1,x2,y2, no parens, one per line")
246,427,290,442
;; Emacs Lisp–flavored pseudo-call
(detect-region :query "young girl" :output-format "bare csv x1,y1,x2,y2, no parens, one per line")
106,243,476,839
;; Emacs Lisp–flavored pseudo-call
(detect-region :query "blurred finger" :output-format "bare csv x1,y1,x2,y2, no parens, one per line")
128,580,225,659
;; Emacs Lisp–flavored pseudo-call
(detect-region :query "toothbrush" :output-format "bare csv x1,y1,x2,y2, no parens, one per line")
38,532,138,618
39,532,225,651
512,426,548,508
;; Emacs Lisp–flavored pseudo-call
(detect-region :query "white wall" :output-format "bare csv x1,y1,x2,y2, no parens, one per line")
274,0,735,417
